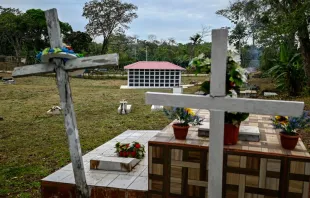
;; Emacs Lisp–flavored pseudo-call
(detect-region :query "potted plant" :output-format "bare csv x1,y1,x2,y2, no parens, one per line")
115,142,146,159
271,112,310,150
164,107,203,140
224,112,249,145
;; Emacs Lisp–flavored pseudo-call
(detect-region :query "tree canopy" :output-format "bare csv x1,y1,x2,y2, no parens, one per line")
83,0,138,54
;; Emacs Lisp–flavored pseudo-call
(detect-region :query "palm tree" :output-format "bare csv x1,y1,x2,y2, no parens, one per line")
190,33,202,58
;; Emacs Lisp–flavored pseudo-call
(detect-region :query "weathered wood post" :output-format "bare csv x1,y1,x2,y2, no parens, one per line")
45,9,89,197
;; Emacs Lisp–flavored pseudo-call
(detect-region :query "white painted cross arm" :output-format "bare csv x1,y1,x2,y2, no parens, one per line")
145,92,305,117
12,53,119,77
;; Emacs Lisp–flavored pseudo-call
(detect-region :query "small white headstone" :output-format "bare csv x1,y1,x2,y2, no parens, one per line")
151,105,164,112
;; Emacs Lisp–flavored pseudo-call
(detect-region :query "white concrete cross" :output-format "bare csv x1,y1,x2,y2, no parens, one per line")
12,9,118,198
145,29,305,198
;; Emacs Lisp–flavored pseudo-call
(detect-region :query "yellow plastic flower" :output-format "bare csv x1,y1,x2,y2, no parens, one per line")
185,108,195,116
275,115,288,125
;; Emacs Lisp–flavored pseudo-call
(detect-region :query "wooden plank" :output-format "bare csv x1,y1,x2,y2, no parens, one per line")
238,156,247,198
302,163,309,198
171,160,200,168
258,158,267,198
210,29,228,96
64,54,119,71
208,110,225,198
45,8,89,198
12,63,55,77
145,92,304,116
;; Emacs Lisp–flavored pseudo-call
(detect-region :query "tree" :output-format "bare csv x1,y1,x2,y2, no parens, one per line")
0,7,73,65
82,0,138,54
190,33,202,58
0,7,24,65
64,31,92,53
216,0,310,88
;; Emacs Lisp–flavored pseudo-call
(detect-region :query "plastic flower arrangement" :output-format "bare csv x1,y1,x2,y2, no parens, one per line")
35,44,84,62
115,142,145,159
164,107,204,126
271,111,310,135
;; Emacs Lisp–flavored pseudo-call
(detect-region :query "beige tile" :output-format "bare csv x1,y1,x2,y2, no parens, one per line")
42,170,72,182
127,176,148,191
95,174,119,187
85,172,107,185
108,175,137,189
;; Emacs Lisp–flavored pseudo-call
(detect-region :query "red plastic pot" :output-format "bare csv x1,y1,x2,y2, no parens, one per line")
279,132,300,150
224,124,240,145
172,123,190,140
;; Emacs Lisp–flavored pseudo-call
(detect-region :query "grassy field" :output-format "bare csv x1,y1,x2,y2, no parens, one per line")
0,75,205,197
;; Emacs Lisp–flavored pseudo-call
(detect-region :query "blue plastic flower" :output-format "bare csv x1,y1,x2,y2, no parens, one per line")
48,48,55,53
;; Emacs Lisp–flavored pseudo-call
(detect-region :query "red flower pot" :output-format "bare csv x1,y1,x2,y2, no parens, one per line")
224,124,240,145
172,123,190,140
279,132,300,150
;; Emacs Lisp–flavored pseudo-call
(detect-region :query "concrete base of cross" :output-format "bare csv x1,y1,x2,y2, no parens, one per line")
198,122,260,142
118,105,132,114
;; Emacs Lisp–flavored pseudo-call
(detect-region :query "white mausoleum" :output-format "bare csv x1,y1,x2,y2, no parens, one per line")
124,61,185,88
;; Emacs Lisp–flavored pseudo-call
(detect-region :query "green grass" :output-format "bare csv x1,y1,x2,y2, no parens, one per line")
0,76,204,197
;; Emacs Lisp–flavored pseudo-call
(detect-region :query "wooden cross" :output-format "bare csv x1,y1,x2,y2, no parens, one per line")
12,9,118,198
145,29,304,198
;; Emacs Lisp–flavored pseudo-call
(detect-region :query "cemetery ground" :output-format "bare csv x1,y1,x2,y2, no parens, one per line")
0,75,205,197
0,74,309,197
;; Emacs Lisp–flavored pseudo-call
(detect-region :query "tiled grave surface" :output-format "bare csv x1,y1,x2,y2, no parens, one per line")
155,110,310,157
148,110,310,198
41,130,159,198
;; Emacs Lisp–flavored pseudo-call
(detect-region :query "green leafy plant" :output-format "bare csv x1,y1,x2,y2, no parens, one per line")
225,112,250,127
163,107,204,126
188,53,211,75
267,43,306,96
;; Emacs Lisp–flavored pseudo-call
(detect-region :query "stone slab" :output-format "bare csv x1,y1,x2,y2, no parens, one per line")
118,105,132,114
3,80,15,84
198,122,260,142
90,156,140,172
173,87,183,94
264,92,278,96
240,90,257,94
151,105,163,112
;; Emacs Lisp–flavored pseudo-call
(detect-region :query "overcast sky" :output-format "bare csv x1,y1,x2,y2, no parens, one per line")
1,0,232,43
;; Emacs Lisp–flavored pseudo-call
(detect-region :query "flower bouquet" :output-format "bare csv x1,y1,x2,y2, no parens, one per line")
115,142,145,159
164,107,204,140
271,112,310,150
